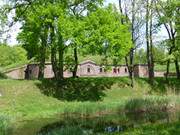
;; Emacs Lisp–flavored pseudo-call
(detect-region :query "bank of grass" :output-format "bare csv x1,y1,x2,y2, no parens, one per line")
116,121,180,135
0,77,179,129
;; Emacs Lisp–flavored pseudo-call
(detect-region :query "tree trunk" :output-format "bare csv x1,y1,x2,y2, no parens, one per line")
51,46,58,79
38,47,46,79
166,38,176,80
175,59,180,79
119,0,124,24
146,0,154,83
72,47,78,78
58,34,64,80
125,55,134,87
38,29,47,80
166,47,173,81
149,0,154,83
121,0,135,87
50,25,59,80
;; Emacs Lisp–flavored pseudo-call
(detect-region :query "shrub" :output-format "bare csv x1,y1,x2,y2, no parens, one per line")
0,45,27,67
0,72,7,79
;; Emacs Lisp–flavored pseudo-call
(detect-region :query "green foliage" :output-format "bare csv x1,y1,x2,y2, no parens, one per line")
84,5,132,58
0,78,179,134
156,0,179,62
134,49,147,64
0,45,27,67
154,63,176,72
134,45,167,65
0,72,7,79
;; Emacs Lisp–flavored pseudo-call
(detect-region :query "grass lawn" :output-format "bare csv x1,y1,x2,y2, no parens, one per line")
0,77,180,134
154,63,176,72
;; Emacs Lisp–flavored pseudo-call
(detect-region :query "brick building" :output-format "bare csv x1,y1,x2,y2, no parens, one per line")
4,60,164,79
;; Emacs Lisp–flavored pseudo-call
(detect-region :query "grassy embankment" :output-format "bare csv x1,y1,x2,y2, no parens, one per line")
0,77,180,134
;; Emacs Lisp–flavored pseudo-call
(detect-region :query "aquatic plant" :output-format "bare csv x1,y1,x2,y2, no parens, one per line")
0,115,10,135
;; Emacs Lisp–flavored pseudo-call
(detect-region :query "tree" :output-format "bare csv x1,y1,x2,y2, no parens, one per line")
145,0,155,83
84,5,132,66
66,0,103,78
155,0,180,80
3,0,135,82
17,4,63,79
0,1,8,43
119,0,145,87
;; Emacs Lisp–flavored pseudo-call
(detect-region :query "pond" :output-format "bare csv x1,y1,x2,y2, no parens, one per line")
11,109,179,135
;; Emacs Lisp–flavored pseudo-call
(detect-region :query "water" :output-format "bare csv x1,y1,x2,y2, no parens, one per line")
11,109,179,135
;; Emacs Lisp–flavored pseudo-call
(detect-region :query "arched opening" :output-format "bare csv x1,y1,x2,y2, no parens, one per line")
125,68,127,73
100,67,103,73
113,68,117,73
87,67,91,73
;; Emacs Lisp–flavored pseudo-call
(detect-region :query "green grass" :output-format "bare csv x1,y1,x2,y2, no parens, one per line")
154,63,176,72
0,77,179,133
0,62,27,73
117,121,180,135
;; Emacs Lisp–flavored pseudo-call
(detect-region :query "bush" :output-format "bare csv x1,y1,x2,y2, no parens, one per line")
0,45,27,67
0,72,7,79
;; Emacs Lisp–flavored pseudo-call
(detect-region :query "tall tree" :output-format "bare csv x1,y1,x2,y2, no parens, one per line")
67,0,103,78
119,0,144,87
145,0,155,83
85,5,132,67
155,0,180,80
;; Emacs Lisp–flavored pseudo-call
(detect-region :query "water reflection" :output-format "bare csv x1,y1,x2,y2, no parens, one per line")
36,108,174,135
10,98,179,135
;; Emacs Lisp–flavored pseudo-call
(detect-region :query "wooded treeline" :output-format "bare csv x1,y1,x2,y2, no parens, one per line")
0,0,179,85
118,0,179,86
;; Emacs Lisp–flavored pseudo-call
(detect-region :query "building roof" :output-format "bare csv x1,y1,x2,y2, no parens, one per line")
79,60,97,66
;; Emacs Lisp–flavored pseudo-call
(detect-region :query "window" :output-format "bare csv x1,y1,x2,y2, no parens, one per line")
87,67,91,73
113,68,117,73
100,68,103,73
125,68,127,73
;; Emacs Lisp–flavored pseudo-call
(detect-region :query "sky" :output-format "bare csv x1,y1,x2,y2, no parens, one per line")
2,0,117,45
1,0,168,46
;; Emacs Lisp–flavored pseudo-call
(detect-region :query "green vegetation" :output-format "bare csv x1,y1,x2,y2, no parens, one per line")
0,72,7,79
154,64,176,72
117,121,180,135
0,45,28,72
78,55,125,65
0,0,179,134
0,115,11,135
37,121,180,135
0,77,179,134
